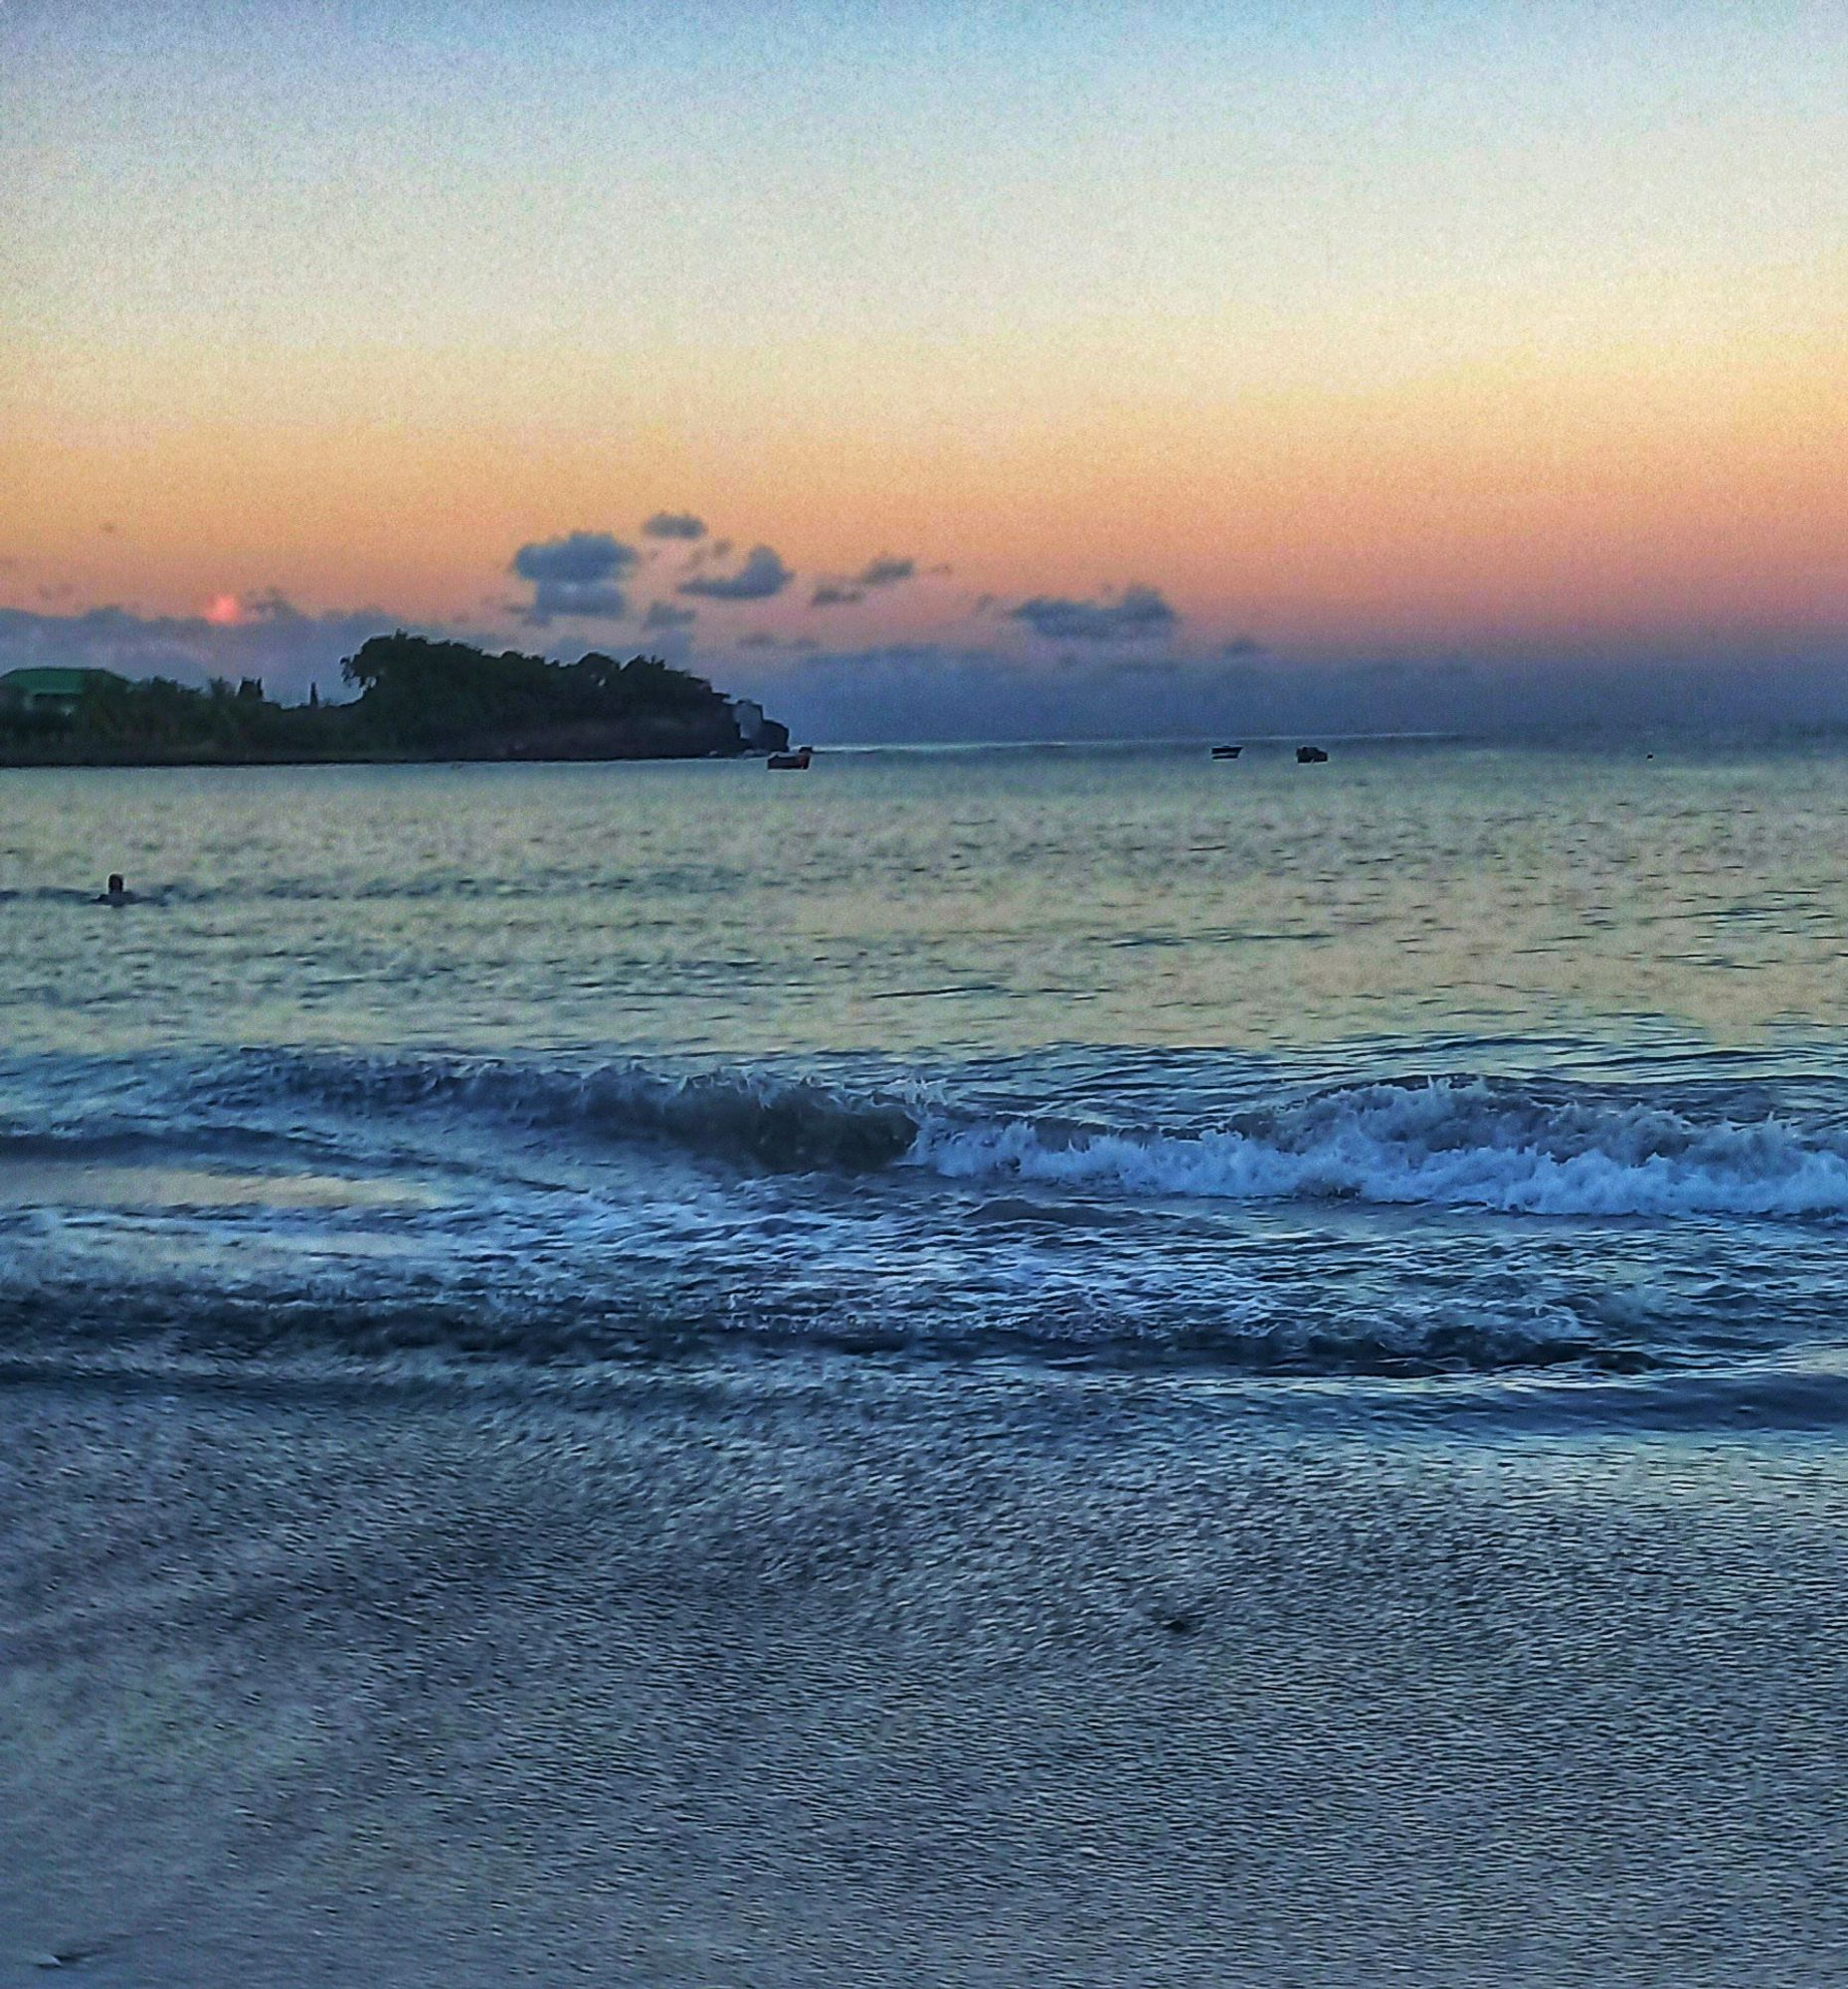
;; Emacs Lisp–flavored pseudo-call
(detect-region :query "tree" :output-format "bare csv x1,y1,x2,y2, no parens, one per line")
338,633,732,746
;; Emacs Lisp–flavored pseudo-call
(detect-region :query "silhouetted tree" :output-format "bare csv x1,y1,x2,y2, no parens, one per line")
2,633,764,762
338,633,730,746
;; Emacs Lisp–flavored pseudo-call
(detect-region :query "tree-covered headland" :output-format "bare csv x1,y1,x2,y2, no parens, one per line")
0,634,787,765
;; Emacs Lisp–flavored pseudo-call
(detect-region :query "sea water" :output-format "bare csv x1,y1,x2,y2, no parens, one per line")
4,740,1848,1985
5,738,1848,1379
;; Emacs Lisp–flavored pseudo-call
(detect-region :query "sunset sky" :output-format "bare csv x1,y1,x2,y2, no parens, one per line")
4,1,1845,736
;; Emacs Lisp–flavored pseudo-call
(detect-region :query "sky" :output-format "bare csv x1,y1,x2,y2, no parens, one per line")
2,0,1844,738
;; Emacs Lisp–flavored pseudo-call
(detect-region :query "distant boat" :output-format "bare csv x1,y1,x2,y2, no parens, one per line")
768,747,814,770
1210,744,1242,760
1296,745,1328,764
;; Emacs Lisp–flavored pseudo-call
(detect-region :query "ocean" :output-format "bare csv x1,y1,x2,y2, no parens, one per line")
5,739,1848,1985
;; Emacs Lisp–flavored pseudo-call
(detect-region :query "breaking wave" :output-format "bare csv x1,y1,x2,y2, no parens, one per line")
235,1054,1848,1221
230,1051,922,1173
11,1054,1848,1383
918,1077,1848,1219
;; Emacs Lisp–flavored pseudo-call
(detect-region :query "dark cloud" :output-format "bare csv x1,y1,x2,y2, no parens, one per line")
678,544,793,602
737,632,782,649
523,583,628,625
509,531,638,626
1221,634,1265,658
243,587,301,622
510,532,637,585
642,600,697,630
810,557,914,607
642,511,707,540
1011,583,1179,643
1060,653,1183,678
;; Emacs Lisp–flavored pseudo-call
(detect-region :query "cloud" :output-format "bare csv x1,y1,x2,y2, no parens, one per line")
510,530,638,625
678,544,794,602
524,583,628,624
642,600,697,630
1059,653,1183,678
510,531,637,585
810,557,915,608
642,511,707,540
1221,634,1265,657
1011,583,1180,643
738,631,782,649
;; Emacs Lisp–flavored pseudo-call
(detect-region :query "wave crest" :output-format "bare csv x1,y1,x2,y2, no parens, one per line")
237,1052,921,1173
233,1056,1848,1218
916,1077,1848,1218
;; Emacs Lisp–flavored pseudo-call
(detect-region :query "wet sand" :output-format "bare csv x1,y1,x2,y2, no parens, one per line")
4,1360,1846,1988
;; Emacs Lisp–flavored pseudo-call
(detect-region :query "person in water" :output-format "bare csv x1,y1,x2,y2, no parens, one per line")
97,873,133,906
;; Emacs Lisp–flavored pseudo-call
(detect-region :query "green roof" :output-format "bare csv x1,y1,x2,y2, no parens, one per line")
0,667,122,694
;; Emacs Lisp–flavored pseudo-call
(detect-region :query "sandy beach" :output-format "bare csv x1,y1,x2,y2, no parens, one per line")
6,1358,1846,1988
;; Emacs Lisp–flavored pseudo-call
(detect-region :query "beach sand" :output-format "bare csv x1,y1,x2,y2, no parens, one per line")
4,1360,1845,1988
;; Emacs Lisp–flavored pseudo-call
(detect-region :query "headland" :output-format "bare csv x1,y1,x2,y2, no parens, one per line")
0,633,789,766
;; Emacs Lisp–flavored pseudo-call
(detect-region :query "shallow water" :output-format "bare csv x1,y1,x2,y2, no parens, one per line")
6,740,1848,1984
3,739,1848,1389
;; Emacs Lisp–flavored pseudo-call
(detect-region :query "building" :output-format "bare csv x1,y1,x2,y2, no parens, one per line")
0,666,122,716
729,697,775,749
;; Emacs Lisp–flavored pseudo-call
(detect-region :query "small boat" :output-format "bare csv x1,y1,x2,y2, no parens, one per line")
1210,744,1242,760
767,747,814,770
1296,744,1328,764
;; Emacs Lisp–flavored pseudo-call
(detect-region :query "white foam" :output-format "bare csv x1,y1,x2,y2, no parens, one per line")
912,1079,1848,1218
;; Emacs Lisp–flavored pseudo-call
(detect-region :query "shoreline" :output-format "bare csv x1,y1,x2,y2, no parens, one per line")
0,742,770,769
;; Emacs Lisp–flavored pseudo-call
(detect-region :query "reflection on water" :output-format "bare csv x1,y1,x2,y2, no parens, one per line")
4,738,1847,1061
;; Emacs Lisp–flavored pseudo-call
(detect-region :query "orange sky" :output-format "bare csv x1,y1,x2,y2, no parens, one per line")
3,1,1845,693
